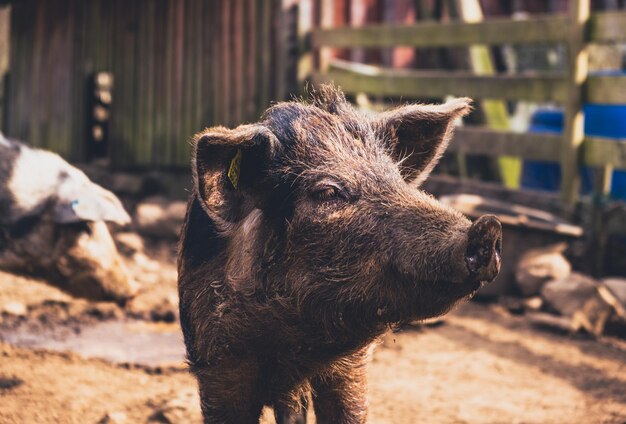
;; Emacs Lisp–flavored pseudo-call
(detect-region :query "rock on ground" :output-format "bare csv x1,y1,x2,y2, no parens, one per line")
98,411,128,424
150,388,202,424
603,278,626,308
516,243,571,297
134,196,187,239
541,273,618,336
541,272,598,317
1,301,27,317
114,232,145,256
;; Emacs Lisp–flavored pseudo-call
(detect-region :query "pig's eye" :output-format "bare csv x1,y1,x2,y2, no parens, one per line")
310,179,352,203
311,183,345,202
312,186,339,201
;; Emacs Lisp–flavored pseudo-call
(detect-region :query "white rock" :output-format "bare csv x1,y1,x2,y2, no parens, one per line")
516,243,571,296
2,301,27,316
602,278,626,308
98,411,127,424
134,196,187,239
153,388,202,423
114,231,145,256
541,273,598,317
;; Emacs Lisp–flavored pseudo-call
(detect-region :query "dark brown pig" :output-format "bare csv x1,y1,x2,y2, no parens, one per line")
178,85,502,423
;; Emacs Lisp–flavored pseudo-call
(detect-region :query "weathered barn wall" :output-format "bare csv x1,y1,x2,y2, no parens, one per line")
8,0,85,160
5,0,295,167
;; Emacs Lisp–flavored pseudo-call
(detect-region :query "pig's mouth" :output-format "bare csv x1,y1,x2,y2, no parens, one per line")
460,278,489,299
382,268,493,322
444,276,489,299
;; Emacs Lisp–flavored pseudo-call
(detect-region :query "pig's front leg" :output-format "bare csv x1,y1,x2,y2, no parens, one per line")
311,352,369,424
194,359,263,423
274,395,308,424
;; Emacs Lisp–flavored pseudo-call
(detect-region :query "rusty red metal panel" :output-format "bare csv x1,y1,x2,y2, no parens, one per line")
349,0,383,64
382,0,416,68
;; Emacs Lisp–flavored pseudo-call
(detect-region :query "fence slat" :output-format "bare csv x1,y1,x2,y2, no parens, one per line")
586,75,626,105
589,11,626,42
450,128,626,170
313,60,567,102
583,136,626,169
449,128,562,162
312,15,569,48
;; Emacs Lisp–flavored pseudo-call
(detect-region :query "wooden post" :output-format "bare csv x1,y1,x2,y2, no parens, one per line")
319,0,335,73
381,0,415,68
297,0,313,93
0,6,8,133
453,0,518,187
561,0,590,205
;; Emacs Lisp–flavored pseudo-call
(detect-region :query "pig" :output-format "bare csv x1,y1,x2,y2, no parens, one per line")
0,132,135,302
177,85,502,423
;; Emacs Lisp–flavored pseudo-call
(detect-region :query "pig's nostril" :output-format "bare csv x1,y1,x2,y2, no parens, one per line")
465,215,503,282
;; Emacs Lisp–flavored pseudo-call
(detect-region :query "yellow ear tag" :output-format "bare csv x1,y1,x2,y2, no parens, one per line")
227,149,242,189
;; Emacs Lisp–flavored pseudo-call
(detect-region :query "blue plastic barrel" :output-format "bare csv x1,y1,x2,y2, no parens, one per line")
585,104,626,199
522,72,626,199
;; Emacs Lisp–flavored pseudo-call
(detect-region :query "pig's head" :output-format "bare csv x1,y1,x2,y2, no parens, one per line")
192,85,501,331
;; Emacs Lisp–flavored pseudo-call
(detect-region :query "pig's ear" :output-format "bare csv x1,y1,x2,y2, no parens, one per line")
376,98,472,186
193,124,279,224
53,181,131,225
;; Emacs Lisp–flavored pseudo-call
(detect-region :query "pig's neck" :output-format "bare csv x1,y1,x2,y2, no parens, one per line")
180,198,388,359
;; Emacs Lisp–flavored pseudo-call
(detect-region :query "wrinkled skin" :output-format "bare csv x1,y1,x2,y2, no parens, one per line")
178,86,502,423
0,134,134,302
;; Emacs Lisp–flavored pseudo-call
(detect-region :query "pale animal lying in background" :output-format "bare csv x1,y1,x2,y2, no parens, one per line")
0,132,135,302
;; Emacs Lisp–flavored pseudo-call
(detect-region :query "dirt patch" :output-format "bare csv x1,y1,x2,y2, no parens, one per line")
368,304,626,424
1,302,625,423
0,342,198,424
1,235,625,423
2,320,185,368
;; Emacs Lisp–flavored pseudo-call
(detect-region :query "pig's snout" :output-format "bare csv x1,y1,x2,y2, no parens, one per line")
464,215,502,283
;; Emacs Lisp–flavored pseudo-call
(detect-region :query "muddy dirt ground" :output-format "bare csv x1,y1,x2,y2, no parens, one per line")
1,238,625,424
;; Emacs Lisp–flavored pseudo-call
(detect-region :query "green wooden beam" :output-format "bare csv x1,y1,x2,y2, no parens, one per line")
312,12,626,47
589,11,626,42
583,135,626,169
313,60,567,102
449,127,562,162
449,128,626,170
586,75,626,105
311,15,569,48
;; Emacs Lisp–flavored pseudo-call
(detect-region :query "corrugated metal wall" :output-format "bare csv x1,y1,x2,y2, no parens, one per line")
5,0,296,168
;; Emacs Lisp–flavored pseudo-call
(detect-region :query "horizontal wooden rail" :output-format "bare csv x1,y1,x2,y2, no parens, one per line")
312,15,569,48
589,11,626,42
449,127,626,170
449,127,562,162
313,60,626,105
586,75,626,104
313,60,567,102
583,135,626,168
312,11,626,48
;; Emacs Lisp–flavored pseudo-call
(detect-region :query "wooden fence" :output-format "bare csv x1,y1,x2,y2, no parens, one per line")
308,1,626,204
4,0,626,184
